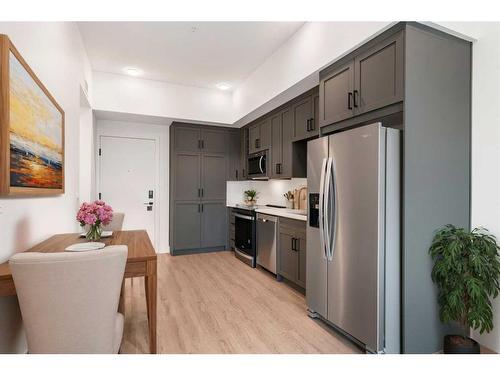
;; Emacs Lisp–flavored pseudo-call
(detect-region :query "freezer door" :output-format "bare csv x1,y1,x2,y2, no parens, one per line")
306,136,329,318
326,123,384,352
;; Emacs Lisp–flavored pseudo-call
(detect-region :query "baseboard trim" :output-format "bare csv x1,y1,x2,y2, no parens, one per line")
171,246,228,256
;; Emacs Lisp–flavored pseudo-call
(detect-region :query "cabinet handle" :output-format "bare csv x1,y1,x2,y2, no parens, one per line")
242,168,246,178
278,163,282,174
236,170,238,179
291,238,295,251
198,188,200,197
198,140,201,149
198,204,201,213
201,188,204,197
309,118,315,131
201,204,204,212
306,119,310,131
348,92,353,110
353,90,358,108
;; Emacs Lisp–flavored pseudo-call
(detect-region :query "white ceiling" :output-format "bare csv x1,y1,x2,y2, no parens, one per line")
78,22,304,91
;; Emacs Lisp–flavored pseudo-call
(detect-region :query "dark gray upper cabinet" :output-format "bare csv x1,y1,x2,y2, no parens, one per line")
292,96,312,141
174,153,200,201
248,123,260,154
201,128,228,154
240,128,247,179
248,118,270,154
354,31,404,115
281,108,294,178
270,108,294,179
227,130,240,181
319,30,404,128
174,126,200,152
270,112,282,179
201,201,227,248
312,94,320,135
293,95,319,142
320,60,355,127
201,154,227,200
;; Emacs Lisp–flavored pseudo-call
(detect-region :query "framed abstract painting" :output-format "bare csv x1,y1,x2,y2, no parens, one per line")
0,34,65,196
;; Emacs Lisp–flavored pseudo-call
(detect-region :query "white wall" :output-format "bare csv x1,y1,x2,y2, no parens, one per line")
96,120,170,253
92,71,234,125
79,88,94,203
232,22,393,123
0,22,92,353
227,179,307,207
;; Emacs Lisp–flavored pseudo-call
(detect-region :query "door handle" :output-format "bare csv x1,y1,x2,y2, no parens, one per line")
348,92,353,110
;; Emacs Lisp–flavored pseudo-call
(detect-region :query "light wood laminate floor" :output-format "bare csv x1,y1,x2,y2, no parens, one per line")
121,251,362,354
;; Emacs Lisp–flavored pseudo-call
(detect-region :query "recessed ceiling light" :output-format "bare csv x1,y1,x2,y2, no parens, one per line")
215,82,231,91
123,67,143,77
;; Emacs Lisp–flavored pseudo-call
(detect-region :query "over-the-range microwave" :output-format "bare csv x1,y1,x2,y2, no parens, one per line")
247,151,268,179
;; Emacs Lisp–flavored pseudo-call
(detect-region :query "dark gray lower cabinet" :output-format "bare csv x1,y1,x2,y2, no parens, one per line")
201,202,227,248
278,218,306,288
173,202,201,250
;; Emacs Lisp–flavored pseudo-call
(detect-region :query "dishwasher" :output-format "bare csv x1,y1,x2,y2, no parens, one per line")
256,213,278,274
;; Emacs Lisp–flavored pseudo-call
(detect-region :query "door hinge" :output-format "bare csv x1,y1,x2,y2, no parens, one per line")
98,148,102,156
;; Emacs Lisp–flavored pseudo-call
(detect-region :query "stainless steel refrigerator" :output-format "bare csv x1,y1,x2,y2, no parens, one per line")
306,122,400,353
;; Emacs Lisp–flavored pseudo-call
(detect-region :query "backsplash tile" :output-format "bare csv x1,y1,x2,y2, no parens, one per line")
227,178,307,207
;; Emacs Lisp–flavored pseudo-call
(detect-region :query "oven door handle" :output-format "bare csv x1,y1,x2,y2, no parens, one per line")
235,213,255,221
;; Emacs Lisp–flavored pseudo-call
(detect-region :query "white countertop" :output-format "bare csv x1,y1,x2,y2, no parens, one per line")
227,203,307,221
255,207,307,221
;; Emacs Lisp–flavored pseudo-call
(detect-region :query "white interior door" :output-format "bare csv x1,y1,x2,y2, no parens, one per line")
99,135,157,248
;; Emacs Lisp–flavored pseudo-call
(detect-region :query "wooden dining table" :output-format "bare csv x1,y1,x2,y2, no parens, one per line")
0,229,157,354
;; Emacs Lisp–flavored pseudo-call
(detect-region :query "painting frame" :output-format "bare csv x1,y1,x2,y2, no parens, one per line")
0,34,65,196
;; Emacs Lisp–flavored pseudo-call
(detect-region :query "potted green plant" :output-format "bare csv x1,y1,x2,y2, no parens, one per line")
429,224,500,354
243,189,258,206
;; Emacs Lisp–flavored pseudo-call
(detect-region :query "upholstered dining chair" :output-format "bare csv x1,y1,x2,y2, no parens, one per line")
103,212,125,232
9,245,128,354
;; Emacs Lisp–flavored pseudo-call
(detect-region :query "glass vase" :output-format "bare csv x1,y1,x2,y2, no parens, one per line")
86,224,102,242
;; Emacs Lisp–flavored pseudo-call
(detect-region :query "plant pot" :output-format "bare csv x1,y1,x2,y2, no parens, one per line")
443,334,480,354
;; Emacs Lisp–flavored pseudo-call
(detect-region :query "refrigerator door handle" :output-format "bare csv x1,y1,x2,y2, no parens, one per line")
319,158,327,259
324,157,333,261
328,157,338,261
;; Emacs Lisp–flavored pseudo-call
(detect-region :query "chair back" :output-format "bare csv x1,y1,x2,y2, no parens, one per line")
104,212,125,231
9,245,127,353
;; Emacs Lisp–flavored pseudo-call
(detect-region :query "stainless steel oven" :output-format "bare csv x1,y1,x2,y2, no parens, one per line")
247,151,267,179
234,208,256,267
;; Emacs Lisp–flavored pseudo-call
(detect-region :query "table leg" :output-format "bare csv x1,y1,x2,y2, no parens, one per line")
145,260,157,354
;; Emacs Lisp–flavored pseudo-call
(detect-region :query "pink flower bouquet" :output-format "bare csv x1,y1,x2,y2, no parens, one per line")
77,200,113,241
